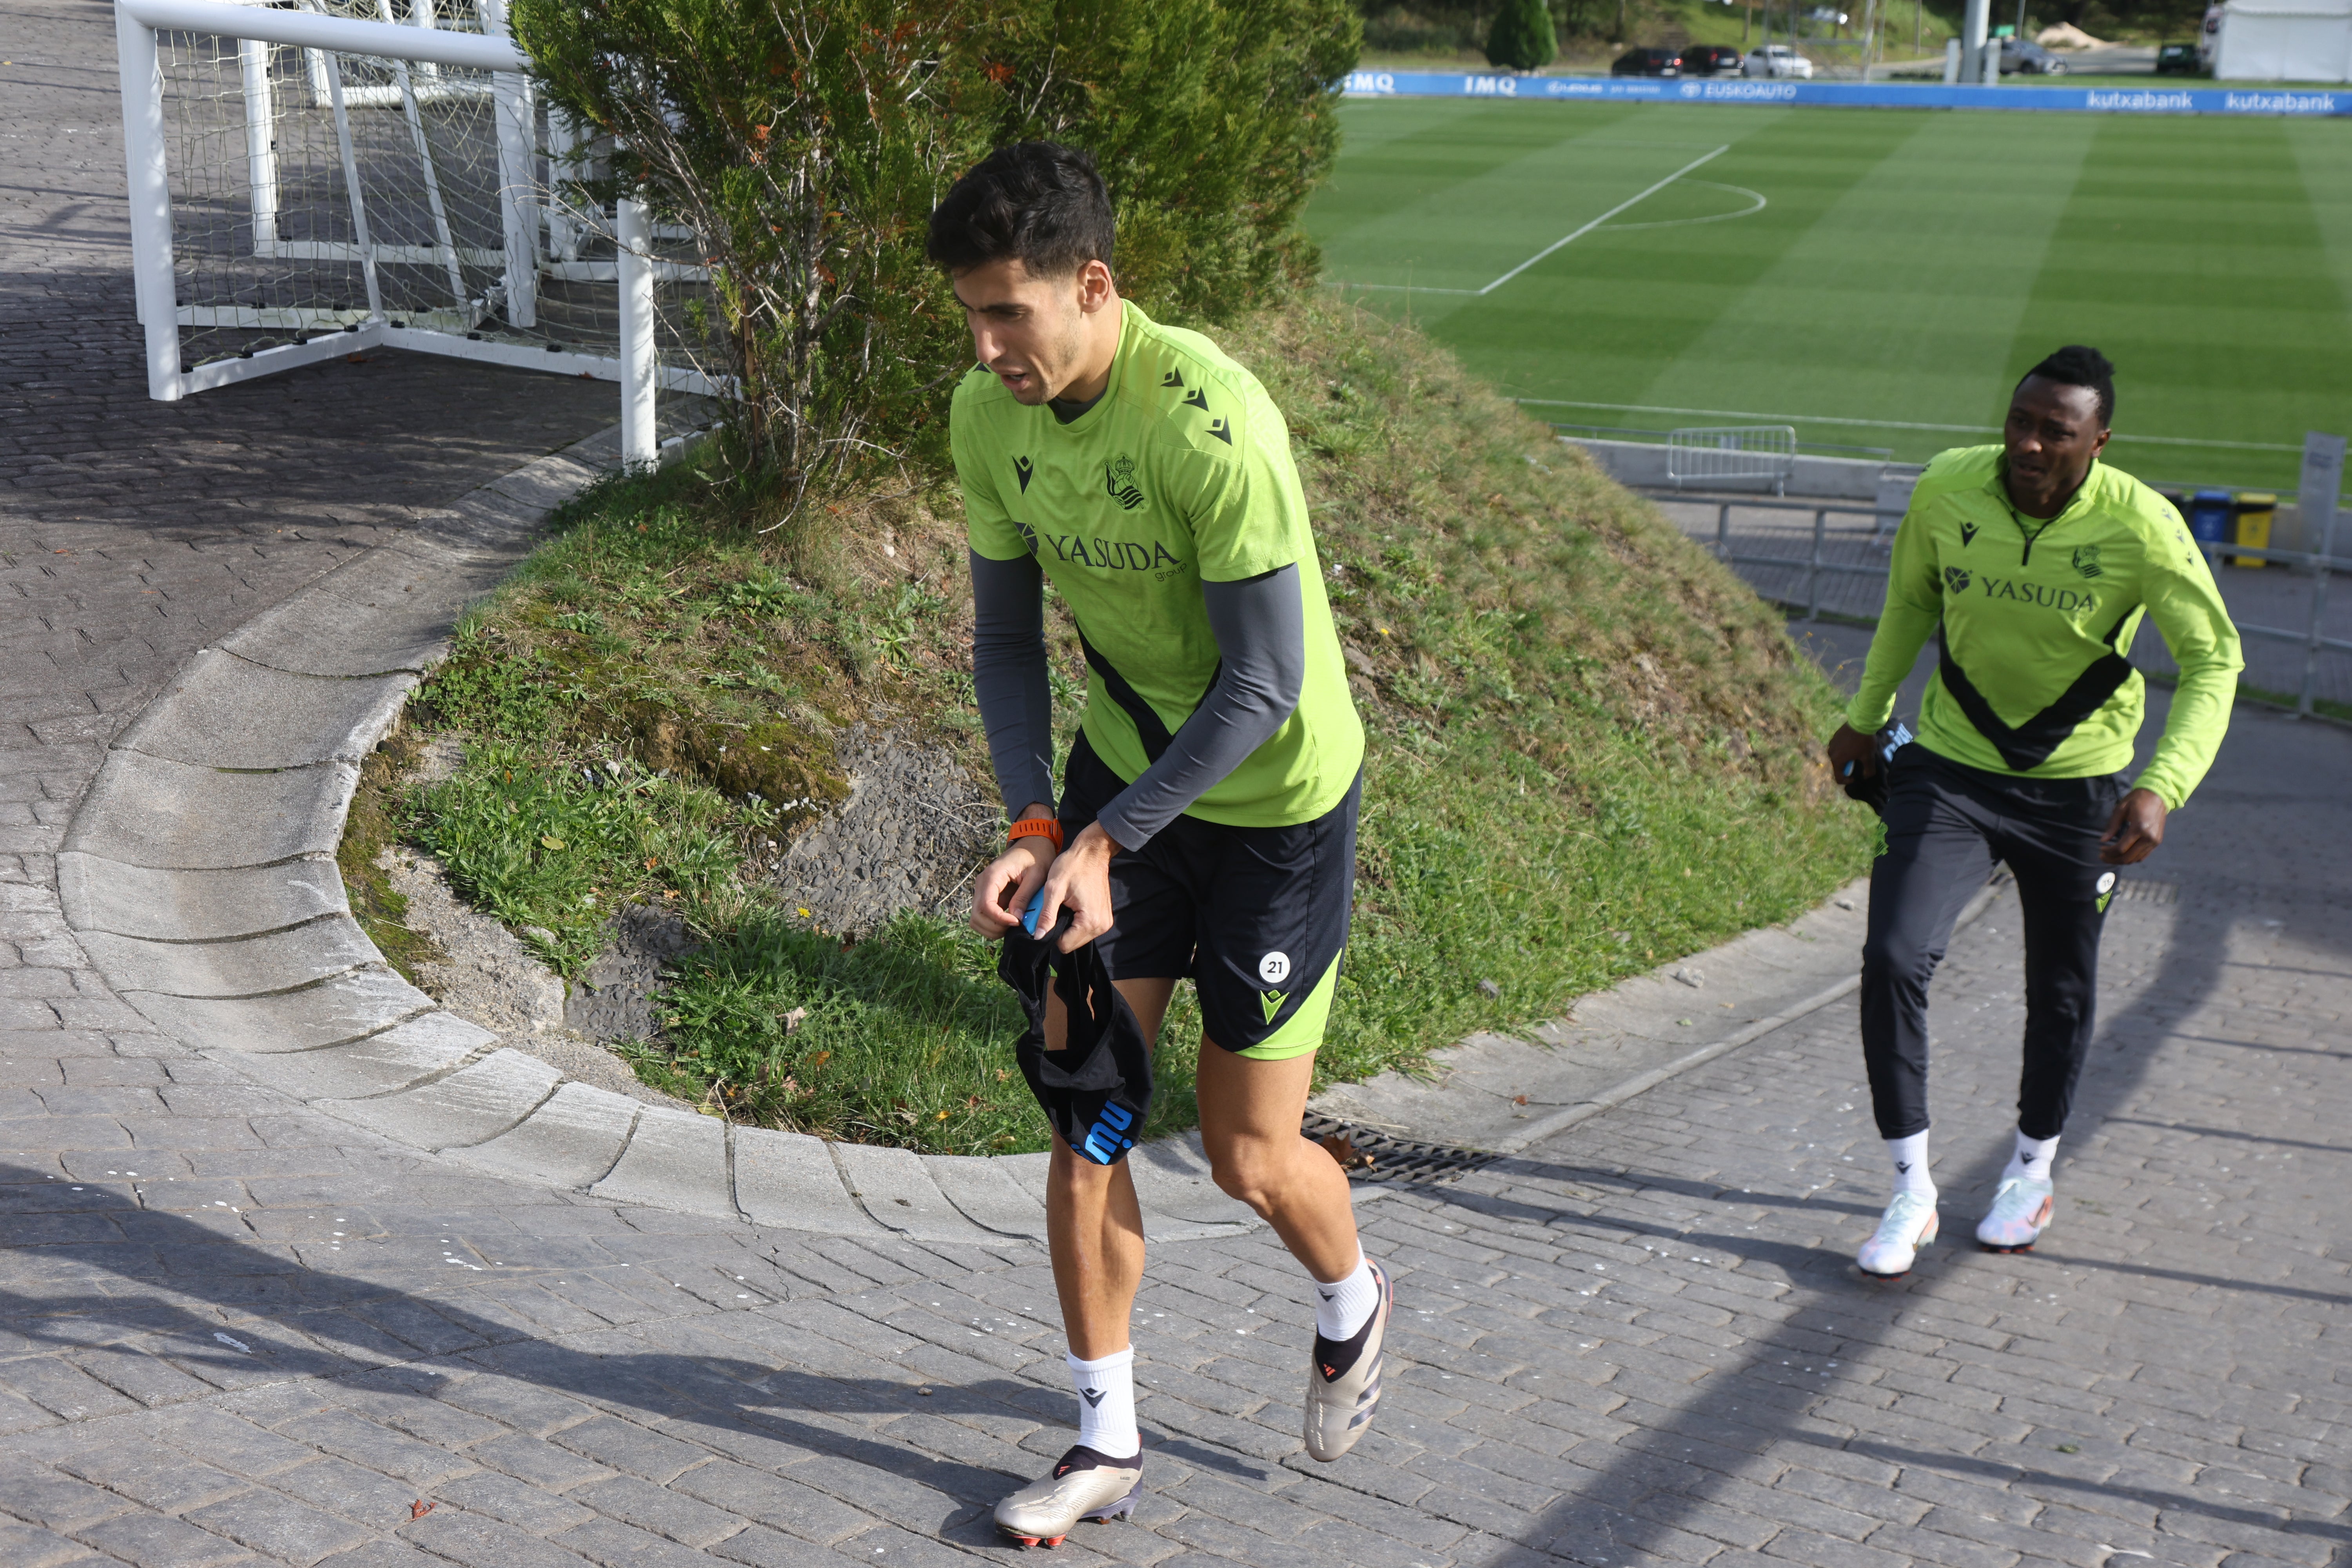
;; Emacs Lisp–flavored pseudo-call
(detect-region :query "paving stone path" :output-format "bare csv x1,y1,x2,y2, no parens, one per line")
6,11,2350,1566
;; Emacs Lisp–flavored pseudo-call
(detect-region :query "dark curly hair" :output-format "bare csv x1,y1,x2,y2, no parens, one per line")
2020,344,2115,426
927,142,1114,279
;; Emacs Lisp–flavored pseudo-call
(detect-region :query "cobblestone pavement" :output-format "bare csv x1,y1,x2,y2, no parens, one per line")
7,10,2352,1565
2,695,2343,1568
1,0,616,853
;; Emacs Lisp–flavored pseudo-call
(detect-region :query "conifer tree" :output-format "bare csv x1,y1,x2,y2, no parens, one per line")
1487,0,1559,69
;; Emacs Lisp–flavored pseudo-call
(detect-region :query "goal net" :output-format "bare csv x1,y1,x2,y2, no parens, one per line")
117,0,721,457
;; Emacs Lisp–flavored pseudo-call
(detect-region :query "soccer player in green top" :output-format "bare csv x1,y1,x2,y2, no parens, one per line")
927,143,1390,1545
1828,346,2241,1279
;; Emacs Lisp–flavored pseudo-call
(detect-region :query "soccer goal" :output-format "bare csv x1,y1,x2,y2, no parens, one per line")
114,0,722,463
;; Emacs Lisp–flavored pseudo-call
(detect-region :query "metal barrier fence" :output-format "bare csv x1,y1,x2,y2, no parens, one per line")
1650,491,2352,718
2189,537,2352,717
1675,494,1896,620
1552,421,1900,463
1544,420,1895,462
1665,426,1797,493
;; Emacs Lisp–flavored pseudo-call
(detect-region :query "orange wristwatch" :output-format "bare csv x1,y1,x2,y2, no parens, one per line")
1008,817,1064,853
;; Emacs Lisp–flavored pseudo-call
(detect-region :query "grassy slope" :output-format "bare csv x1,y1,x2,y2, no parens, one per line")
1222,296,1873,1093
1311,100,2352,492
388,293,1875,1152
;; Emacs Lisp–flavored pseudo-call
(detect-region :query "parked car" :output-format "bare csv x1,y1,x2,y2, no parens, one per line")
1997,36,2071,73
1743,44,1813,77
1611,47,1684,76
2154,41,2203,73
1682,45,1746,75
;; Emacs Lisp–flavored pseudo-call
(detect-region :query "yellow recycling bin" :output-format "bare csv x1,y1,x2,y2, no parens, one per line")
2233,492,2275,568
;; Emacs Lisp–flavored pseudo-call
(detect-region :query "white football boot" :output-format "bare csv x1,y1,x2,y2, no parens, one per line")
992,1446,1142,1548
1856,1190,1940,1278
1304,1259,1392,1461
1975,1176,2055,1253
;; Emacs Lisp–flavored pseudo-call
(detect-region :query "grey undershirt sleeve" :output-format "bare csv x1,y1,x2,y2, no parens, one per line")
968,554,1309,847
1094,564,1306,851
969,550,1057,816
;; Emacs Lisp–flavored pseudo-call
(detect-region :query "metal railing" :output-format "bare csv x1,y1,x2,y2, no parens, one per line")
2178,538,2352,718
1650,494,1898,621
1666,425,1798,493
1646,491,2352,717
1543,420,1895,461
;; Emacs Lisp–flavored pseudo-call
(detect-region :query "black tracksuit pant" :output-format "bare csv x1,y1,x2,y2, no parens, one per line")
1860,745,2129,1143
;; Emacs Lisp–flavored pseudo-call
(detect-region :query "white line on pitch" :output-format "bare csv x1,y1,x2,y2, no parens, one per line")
1332,281,1480,295
1479,145,1728,294
1326,143,1733,299
1518,398,2308,454
1603,180,1767,231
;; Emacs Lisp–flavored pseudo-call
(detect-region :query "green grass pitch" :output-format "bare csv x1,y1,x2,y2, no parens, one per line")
1305,100,2352,492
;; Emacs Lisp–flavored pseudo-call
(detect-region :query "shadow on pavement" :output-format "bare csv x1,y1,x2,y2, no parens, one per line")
1425,1161,2349,1310
1810,1434,2352,1551
0,1180,1054,1526
1438,702,2352,1563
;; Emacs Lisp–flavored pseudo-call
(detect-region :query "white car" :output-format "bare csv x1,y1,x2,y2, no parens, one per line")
1743,45,1814,78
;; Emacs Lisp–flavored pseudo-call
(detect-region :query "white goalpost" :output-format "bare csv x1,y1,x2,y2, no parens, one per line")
113,0,719,465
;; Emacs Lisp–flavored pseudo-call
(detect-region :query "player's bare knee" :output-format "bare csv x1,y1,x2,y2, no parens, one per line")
1204,1137,1291,1212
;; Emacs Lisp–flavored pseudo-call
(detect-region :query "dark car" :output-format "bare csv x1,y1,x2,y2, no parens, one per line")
1611,47,1684,76
2154,41,2203,73
1682,45,1745,75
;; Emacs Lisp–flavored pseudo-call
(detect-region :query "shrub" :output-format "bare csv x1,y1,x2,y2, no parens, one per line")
1486,0,1559,67
984,0,1361,321
509,0,1359,516
510,0,995,517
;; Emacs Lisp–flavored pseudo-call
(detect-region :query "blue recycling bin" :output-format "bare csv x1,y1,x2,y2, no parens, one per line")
2187,489,2234,551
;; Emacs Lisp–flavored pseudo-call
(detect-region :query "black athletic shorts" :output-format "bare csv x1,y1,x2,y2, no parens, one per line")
1057,732,1359,1060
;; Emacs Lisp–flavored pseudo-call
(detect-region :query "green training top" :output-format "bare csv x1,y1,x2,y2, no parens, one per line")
1849,445,2242,809
951,301,1363,828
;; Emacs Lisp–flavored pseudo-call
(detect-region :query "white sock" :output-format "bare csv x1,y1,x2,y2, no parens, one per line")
1314,1254,1379,1342
1067,1348,1138,1458
1886,1131,1935,1199
2005,1129,2060,1184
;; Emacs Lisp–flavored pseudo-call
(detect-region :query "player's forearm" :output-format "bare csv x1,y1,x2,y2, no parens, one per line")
970,550,1057,815
1848,598,1939,733
1095,565,1305,848
2132,563,2245,809
2133,642,2243,809
1847,515,1941,732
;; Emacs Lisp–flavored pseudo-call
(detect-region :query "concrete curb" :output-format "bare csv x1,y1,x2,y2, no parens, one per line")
54,424,1261,1244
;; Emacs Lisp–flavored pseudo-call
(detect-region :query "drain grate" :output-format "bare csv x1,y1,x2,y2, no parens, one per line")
2111,877,2181,906
1301,1113,1499,1185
